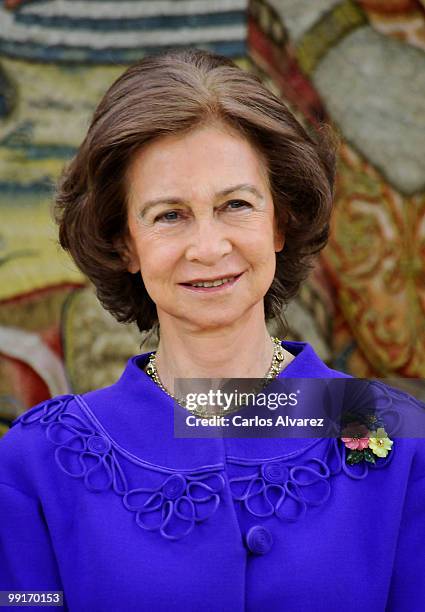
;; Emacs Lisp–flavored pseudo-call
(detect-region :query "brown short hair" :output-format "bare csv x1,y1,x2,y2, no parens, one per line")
54,48,337,334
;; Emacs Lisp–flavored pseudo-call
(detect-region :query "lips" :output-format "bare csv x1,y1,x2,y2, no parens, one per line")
180,272,243,287
179,272,244,292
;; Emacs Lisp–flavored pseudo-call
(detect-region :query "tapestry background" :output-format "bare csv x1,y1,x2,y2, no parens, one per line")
1,0,424,435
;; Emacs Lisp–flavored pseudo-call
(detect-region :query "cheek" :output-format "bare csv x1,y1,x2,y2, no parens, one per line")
246,231,277,266
138,239,180,282
251,240,278,287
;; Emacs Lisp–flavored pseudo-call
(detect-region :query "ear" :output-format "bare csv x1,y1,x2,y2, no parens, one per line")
113,234,140,274
274,224,285,253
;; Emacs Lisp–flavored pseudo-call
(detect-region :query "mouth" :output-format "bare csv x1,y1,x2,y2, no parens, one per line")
179,272,244,292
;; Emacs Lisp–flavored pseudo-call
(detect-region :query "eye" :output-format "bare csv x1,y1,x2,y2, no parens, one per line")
154,210,182,223
225,199,252,211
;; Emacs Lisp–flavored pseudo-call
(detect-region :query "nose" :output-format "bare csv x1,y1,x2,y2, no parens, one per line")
185,217,232,265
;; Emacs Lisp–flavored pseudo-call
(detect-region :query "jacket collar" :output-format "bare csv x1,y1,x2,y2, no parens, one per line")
117,340,346,393
79,341,348,469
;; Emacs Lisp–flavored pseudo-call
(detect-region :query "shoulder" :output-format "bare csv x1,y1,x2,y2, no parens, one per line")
377,381,425,466
321,374,425,474
0,394,78,494
366,380,425,475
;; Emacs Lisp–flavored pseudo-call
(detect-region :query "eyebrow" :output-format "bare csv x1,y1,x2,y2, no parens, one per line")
137,183,264,216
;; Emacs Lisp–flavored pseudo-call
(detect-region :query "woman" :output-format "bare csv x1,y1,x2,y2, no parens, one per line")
0,48,424,612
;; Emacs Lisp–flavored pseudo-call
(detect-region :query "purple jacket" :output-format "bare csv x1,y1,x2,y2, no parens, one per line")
0,341,424,611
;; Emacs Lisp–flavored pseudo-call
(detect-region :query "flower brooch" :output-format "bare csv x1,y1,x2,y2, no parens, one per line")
340,412,394,465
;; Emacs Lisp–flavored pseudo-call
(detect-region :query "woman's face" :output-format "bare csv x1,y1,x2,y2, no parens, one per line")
123,123,284,332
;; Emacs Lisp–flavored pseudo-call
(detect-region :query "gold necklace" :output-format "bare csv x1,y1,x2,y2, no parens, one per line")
145,336,285,417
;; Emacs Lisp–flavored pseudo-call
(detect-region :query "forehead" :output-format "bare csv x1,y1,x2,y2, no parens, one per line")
126,123,270,196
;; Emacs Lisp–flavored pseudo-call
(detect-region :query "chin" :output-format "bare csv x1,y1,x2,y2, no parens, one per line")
182,303,260,332
180,312,236,330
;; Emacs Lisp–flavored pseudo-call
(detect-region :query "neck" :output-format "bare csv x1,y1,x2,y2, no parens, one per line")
153,313,276,393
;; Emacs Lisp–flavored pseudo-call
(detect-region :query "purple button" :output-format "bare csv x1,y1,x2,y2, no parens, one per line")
86,434,111,454
261,461,288,484
163,474,186,500
246,525,273,555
